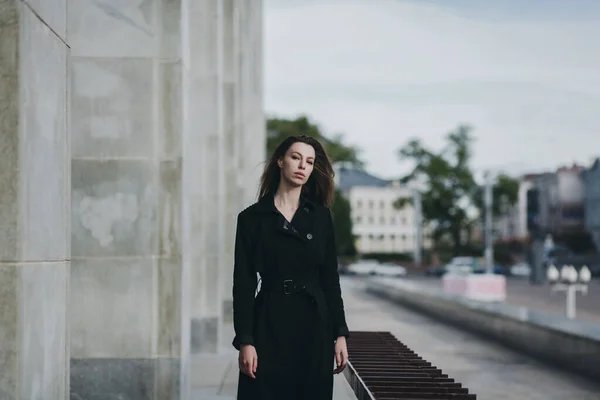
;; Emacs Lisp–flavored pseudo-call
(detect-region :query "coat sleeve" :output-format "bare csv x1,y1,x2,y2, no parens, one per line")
319,208,350,340
232,212,258,350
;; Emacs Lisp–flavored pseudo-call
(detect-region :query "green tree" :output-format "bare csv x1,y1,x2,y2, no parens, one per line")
331,189,357,256
267,115,363,166
394,125,478,254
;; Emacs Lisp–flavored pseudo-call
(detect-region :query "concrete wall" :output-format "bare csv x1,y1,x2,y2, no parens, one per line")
0,1,263,399
0,1,70,399
367,278,600,383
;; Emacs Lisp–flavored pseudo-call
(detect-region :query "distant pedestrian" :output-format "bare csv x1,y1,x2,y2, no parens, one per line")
232,135,350,400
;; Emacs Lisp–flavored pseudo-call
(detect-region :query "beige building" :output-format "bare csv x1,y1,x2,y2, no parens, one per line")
334,165,432,255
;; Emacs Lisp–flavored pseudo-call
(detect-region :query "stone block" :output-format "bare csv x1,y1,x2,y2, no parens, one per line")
191,317,219,354
0,0,20,263
157,61,182,161
19,262,69,400
71,159,158,257
68,0,156,57
157,258,182,356
25,0,67,41
159,160,182,258
0,265,18,400
70,258,154,358
159,0,181,59
0,262,69,400
20,5,69,261
70,357,180,400
71,57,154,158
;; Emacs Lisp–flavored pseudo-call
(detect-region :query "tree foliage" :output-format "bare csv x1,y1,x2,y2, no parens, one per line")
331,189,357,256
395,125,478,254
267,116,363,167
396,125,521,255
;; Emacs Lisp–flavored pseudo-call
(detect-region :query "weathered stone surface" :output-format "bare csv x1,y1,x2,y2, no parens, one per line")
71,159,158,257
71,57,154,158
25,0,67,40
70,358,180,400
0,265,18,400
191,317,219,354
20,3,69,261
19,262,69,400
70,258,154,358
158,61,182,161
68,0,156,58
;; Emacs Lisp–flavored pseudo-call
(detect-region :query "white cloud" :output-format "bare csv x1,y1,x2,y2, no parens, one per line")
265,0,600,179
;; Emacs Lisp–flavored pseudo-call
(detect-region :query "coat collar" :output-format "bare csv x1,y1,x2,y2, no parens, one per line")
253,193,317,215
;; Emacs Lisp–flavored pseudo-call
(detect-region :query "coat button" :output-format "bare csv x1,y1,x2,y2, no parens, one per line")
307,233,313,240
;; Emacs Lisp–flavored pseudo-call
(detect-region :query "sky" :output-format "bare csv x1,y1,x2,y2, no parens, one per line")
264,0,600,180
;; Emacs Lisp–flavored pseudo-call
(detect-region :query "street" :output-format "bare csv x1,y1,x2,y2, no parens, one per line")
342,278,600,399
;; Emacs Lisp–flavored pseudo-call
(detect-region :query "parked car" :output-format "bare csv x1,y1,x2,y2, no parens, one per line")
510,262,531,277
345,260,379,276
373,262,407,277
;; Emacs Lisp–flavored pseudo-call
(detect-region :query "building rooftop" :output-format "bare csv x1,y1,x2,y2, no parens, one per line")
335,164,390,190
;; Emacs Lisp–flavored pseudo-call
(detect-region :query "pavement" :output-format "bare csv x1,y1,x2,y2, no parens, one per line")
406,275,600,322
341,278,600,400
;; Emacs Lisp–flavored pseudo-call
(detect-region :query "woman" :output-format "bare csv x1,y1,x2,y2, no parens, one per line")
232,135,350,399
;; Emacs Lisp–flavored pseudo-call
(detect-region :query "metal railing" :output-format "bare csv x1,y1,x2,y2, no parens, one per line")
344,331,476,399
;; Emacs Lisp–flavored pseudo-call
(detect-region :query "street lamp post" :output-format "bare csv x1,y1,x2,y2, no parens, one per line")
546,264,592,319
484,171,494,274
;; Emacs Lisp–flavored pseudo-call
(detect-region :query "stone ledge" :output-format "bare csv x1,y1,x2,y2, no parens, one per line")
366,277,600,383
70,358,180,400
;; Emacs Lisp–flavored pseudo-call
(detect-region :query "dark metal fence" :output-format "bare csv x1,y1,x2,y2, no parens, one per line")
343,331,476,399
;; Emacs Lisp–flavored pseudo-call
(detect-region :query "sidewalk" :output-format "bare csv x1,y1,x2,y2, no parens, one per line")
190,352,357,399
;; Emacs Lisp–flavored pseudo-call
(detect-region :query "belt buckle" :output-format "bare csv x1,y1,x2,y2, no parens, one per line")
283,279,294,295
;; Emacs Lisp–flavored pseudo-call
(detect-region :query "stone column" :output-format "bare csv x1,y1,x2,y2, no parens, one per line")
0,1,70,399
180,0,225,357
68,0,184,398
220,0,265,349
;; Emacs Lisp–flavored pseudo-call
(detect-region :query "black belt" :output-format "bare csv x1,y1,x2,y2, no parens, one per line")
260,279,315,295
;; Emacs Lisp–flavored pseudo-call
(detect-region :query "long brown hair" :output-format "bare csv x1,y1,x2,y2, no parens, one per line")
259,135,335,208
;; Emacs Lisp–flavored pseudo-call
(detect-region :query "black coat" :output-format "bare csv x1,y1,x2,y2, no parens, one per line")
232,193,350,400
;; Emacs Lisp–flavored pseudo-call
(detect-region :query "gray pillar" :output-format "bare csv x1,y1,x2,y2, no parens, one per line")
0,1,70,399
181,0,225,356
221,0,265,350
68,0,183,398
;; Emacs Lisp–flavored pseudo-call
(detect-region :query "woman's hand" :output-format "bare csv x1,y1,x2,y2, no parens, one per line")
239,344,258,378
333,336,348,374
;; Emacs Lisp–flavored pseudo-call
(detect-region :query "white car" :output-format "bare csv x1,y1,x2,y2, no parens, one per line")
346,260,379,276
374,263,407,277
510,262,531,277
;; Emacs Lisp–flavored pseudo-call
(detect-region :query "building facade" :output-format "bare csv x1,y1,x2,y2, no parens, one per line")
583,158,600,251
0,1,264,399
534,165,586,235
334,165,431,255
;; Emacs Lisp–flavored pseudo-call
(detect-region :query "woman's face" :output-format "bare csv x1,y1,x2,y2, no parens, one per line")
278,142,316,187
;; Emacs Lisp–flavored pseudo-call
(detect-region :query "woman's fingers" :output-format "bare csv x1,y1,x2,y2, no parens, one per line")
334,350,348,374
252,355,258,374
